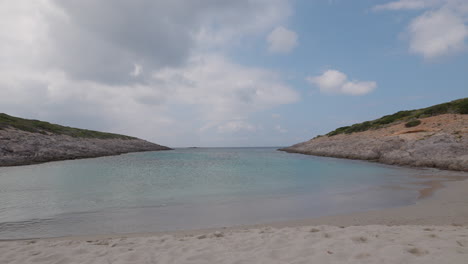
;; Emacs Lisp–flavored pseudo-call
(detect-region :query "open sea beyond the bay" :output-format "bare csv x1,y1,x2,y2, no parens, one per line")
0,147,440,239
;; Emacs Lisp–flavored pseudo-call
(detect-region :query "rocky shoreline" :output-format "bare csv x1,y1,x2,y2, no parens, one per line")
0,128,171,167
280,114,468,171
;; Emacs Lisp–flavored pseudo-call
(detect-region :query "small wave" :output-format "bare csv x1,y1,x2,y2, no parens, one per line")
0,218,53,230
0,218,55,240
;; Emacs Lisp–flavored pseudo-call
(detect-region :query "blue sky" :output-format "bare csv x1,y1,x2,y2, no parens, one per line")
1,0,467,147
235,0,468,145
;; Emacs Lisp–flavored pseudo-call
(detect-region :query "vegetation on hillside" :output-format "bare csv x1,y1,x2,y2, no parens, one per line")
405,119,421,128
0,113,136,140
327,98,468,136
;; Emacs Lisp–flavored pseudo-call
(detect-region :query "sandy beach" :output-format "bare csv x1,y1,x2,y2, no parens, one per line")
2,0,468,262
1,176,468,263
2,225,467,264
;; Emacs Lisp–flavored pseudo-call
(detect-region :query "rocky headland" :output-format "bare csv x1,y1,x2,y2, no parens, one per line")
0,114,171,166
280,99,468,171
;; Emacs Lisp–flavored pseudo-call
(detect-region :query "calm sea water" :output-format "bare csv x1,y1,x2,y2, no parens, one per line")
0,148,432,239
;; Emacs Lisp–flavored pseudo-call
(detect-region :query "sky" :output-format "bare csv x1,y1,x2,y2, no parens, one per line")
1,0,467,147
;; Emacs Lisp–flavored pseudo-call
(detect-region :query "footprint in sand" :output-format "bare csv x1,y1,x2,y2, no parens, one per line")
355,253,371,259
351,236,368,243
71,248,89,255
309,228,320,233
407,247,428,256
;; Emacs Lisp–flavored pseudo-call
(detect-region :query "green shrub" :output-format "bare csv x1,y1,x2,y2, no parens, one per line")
456,99,468,114
326,97,467,137
345,121,372,134
421,103,449,116
327,126,350,136
0,113,135,139
405,119,421,128
374,111,413,125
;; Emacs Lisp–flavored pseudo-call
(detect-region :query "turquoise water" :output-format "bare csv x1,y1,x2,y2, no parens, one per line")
0,148,430,239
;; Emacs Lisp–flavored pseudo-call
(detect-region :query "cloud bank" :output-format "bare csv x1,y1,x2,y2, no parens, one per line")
0,0,297,147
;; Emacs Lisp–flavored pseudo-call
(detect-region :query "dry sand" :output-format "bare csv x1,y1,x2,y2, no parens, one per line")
2,176,468,263
2,225,468,264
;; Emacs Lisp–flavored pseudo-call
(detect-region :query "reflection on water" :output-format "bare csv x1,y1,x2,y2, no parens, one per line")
0,148,436,239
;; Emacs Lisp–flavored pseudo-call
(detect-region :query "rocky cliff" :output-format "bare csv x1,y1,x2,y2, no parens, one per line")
280,99,468,171
0,114,171,166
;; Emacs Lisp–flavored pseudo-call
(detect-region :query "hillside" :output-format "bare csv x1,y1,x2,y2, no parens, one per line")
0,114,172,166
280,98,468,171
0,113,137,139
326,98,468,136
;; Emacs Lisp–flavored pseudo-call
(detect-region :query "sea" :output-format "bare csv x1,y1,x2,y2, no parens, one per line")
0,147,436,239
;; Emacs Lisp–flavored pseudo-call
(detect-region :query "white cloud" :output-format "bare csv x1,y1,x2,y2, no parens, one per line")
217,120,257,133
274,125,287,133
130,64,142,77
373,0,441,11
0,53,299,146
306,70,377,95
375,0,468,58
0,0,298,147
39,0,292,84
196,1,292,49
267,26,298,53
307,70,347,93
152,54,300,122
408,8,468,58
341,81,378,95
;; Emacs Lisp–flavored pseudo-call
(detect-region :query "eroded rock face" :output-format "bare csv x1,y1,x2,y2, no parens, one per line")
280,114,468,171
0,128,172,166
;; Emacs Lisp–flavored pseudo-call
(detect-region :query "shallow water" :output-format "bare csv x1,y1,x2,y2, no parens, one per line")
0,147,434,239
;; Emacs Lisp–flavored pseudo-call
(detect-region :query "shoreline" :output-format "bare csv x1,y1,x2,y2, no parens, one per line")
279,114,468,172
2,172,468,264
2,179,468,264
3,171,466,243
0,148,173,168
0,127,172,167
279,147,468,172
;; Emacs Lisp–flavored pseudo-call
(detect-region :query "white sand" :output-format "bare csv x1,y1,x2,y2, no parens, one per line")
1,225,468,264
2,178,468,264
